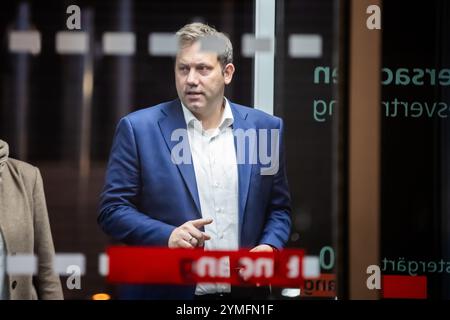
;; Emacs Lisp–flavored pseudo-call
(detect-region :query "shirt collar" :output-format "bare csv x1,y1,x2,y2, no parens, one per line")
181,97,234,131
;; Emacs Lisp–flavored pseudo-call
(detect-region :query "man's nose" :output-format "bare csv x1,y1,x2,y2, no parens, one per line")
186,69,199,86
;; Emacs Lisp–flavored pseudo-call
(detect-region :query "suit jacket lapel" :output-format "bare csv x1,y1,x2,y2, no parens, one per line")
230,103,254,238
158,100,202,216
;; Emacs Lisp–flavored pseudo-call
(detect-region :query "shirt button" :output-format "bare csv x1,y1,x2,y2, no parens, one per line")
11,280,17,290
215,208,220,213
214,182,219,188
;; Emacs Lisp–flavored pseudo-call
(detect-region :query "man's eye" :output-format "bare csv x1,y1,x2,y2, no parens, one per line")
198,66,210,73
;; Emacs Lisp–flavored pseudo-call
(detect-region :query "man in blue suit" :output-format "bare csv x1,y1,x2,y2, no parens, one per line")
99,22,291,299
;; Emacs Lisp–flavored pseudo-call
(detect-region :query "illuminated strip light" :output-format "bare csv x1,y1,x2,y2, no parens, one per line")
281,288,301,298
53,253,86,276
107,247,305,286
103,32,135,55
381,275,427,299
148,33,178,57
241,34,272,57
289,34,322,58
56,31,89,54
198,35,228,55
98,253,109,277
302,256,320,279
8,31,41,54
6,254,37,275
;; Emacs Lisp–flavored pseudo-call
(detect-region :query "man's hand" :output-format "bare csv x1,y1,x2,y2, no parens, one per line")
242,244,276,285
168,218,213,248
250,244,275,252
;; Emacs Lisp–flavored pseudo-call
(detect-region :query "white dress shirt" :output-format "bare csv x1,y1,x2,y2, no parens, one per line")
181,98,239,295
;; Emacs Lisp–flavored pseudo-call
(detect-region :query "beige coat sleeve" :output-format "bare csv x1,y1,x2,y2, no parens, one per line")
32,168,64,300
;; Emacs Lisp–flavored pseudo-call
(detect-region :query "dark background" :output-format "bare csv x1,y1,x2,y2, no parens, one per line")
381,0,450,299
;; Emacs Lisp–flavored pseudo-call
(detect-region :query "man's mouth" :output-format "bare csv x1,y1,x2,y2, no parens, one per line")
185,91,204,100
186,91,203,96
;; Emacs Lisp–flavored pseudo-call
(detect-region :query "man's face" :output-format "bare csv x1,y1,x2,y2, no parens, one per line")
175,41,234,116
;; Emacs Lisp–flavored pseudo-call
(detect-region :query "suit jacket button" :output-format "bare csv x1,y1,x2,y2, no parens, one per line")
11,281,17,290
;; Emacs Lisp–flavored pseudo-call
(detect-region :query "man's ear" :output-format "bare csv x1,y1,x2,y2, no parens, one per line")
223,63,235,85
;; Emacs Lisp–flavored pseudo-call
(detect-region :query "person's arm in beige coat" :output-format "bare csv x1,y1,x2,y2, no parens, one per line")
32,168,64,300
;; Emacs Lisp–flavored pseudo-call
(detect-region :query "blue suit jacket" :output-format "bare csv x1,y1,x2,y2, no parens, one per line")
98,99,291,299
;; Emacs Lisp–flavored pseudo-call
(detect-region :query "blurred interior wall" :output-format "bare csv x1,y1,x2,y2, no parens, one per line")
348,0,381,299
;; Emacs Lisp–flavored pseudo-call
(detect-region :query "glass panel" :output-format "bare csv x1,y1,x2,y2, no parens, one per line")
274,0,339,299
1,0,402,301
381,0,450,299
0,0,255,299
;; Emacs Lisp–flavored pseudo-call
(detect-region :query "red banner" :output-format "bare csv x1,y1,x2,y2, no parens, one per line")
300,273,336,297
107,247,306,287
381,275,427,299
